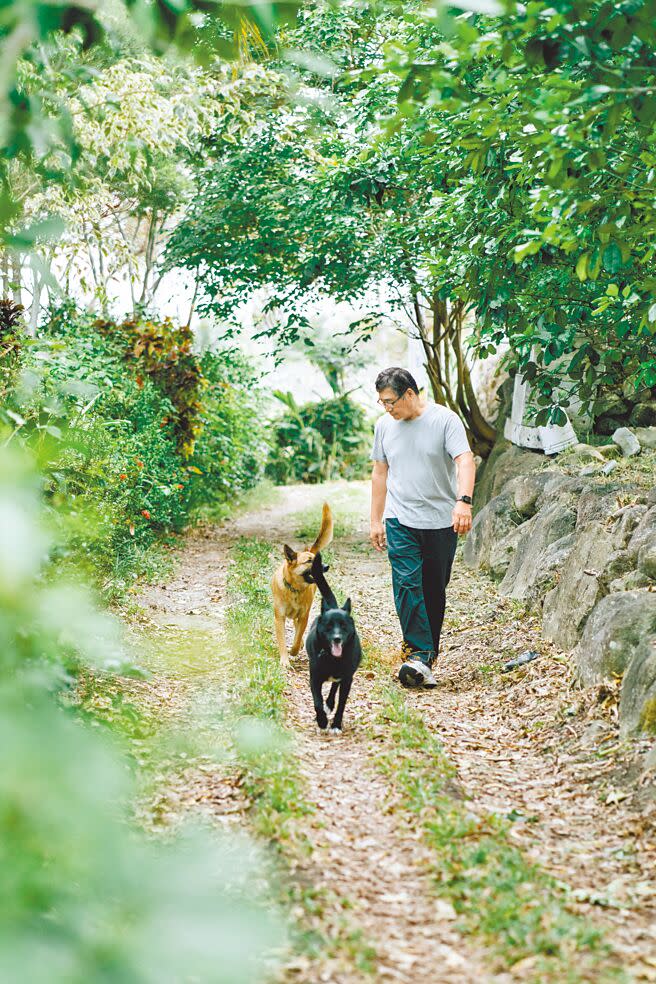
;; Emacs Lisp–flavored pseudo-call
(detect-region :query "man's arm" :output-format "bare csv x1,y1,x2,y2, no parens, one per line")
453,451,476,535
370,459,388,552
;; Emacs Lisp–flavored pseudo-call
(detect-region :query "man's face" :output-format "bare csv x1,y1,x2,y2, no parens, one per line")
377,386,412,420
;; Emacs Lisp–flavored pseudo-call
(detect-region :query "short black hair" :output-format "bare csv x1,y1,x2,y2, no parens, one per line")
375,367,419,398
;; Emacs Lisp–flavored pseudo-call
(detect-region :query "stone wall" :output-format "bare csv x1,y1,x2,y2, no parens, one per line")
465,432,656,735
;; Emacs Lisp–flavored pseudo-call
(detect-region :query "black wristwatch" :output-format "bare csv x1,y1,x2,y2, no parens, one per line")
456,495,473,505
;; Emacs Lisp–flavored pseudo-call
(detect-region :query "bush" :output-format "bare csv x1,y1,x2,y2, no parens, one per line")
0,445,282,983
0,303,266,596
265,392,372,485
189,347,266,518
94,313,206,458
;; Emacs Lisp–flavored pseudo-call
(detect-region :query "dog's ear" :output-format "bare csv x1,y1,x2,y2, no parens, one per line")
283,544,297,563
342,598,352,614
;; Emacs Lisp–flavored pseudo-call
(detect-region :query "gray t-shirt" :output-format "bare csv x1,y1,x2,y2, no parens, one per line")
371,403,471,529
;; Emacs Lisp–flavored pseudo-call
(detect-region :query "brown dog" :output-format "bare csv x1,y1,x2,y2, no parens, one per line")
271,503,334,667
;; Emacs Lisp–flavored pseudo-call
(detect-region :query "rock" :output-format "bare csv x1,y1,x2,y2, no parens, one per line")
612,427,641,457
499,500,578,602
596,444,621,459
463,491,519,571
574,590,656,685
635,427,656,451
649,488,656,508
475,442,546,510
581,464,600,476
595,415,626,437
576,486,622,527
580,720,612,746
602,460,618,476
509,532,578,604
542,522,626,649
609,570,653,593
508,469,565,519
627,506,656,560
602,549,635,584
629,401,656,427
571,443,607,463
488,522,527,578
612,504,648,543
620,636,656,735
642,745,656,773
638,535,656,580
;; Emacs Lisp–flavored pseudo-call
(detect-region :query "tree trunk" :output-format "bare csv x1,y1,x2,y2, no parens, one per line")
1,251,9,298
27,261,46,336
11,252,22,306
412,291,495,458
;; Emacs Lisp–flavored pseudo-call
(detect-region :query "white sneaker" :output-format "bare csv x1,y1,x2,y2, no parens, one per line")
398,658,437,688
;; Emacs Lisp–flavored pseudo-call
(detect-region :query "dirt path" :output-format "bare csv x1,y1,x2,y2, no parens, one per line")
134,480,656,983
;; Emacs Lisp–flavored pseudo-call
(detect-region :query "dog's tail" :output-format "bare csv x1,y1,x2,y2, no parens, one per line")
310,502,334,555
311,552,338,610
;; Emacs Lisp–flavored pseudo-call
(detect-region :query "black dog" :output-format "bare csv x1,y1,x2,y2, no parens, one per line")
305,552,361,733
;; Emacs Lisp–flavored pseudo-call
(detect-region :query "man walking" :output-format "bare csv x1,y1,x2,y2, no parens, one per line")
370,367,476,688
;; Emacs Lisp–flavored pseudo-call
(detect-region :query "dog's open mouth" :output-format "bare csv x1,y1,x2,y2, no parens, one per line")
331,641,343,657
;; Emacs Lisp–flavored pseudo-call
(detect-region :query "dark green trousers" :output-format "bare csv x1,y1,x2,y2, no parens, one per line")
385,518,458,666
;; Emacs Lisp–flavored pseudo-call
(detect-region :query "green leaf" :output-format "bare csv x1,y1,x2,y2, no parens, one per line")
602,242,622,274
513,240,541,263
7,217,66,249
575,253,589,282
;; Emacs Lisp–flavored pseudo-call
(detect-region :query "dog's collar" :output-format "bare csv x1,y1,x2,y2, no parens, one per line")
283,577,304,594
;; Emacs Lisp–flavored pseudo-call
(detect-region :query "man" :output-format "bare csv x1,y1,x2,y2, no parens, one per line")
370,367,476,688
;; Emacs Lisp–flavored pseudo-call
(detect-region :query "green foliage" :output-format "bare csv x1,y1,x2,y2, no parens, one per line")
189,347,266,518
639,697,656,735
0,298,24,396
169,0,656,427
265,392,372,485
0,1,298,241
226,537,310,838
94,314,205,457
1,302,264,596
224,535,378,972
0,446,282,982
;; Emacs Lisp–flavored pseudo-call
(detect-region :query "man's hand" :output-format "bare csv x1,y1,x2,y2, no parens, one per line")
452,501,472,536
370,520,386,552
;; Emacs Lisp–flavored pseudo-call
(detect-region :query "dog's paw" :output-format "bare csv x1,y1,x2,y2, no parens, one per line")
329,726,342,735
316,715,328,731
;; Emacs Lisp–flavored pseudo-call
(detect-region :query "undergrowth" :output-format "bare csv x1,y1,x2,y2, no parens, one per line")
224,538,309,843
225,536,377,975
370,676,626,983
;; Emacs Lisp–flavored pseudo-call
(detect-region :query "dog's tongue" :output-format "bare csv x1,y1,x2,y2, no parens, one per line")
331,641,343,658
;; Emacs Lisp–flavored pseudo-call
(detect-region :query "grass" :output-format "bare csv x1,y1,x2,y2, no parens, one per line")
224,537,310,845
369,673,626,983
292,482,369,545
557,445,656,494
224,535,378,975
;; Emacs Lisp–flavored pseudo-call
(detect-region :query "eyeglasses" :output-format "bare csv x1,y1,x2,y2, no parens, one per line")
377,392,406,409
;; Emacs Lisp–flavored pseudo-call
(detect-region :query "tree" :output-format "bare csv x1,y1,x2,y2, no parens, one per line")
0,0,297,251
166,5,498,452
168,0,656,441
